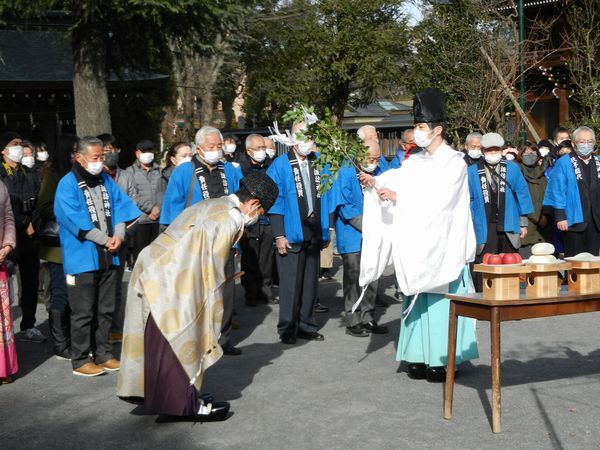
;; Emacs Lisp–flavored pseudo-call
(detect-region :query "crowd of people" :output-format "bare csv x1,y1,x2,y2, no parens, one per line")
0,91,597,421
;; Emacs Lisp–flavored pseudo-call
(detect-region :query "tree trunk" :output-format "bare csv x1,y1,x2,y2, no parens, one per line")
72,24,111,137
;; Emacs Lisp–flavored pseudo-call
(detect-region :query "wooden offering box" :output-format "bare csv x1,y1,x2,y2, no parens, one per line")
525,262,570,299
567,260,600,294
474,264,531,300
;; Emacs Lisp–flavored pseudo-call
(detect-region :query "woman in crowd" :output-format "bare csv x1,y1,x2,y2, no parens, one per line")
37,134,78,360
161,142,193,183
0,179,17,383
518,141,551,258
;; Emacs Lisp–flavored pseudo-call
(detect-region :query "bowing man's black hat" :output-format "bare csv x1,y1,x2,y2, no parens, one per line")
240,172,279,212
413,88,447,124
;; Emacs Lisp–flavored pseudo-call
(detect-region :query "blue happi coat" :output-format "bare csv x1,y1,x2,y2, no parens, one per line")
388,149,405,169
468,160,533,245
542,154,600,227
266,153,330,244
330,162,387,254
160,160,242,225
55,172,140,275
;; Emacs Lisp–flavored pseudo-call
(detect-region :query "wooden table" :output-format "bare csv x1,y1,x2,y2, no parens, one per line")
443,288,600,433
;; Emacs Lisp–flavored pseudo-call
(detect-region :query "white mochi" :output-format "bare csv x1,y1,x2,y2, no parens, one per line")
528,254,558,264
531,243,555,256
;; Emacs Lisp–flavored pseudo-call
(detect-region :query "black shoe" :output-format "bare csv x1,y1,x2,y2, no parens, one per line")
346,325,370,337
314,302,329,313
222,344,242,356
407,363,427,380
320,269,333,280
195,401,231,422
269,297,280,305
362,321,388,334
55,348,72,361
426,366,447,383
297,330,324,341
281,334,296,345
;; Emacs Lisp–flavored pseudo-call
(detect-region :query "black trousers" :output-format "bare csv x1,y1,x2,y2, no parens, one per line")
473,222,516,292
240,224,274,302
13,235,40,331
342,252,377,327
68,268,118,369
276,242,320,337
564,223,600,257
132,223,160,263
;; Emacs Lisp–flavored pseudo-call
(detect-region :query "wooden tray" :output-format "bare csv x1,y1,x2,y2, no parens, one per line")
525,262,570,272
566,260,600,270
474,264,531,274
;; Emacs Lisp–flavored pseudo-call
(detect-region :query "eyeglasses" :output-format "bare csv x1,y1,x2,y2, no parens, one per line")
575,140,595,145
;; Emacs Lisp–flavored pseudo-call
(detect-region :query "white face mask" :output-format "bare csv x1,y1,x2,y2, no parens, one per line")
202,149,223,165
6,145,23,163
361,163,378,173
242,205,260,226
296,141,314,156
36,151,49,162
505,153,516,161
266,149,276,159
138,152,154,165
21,156,35,168
539,147,550,158
413,129,433,148
484,153,502,165
176,156,192,166
467,149,482,159
251,149,267,163
576,143,595,157
223,143,236,155
84,159,104,176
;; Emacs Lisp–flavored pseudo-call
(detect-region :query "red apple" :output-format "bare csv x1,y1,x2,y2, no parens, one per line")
482,253,493,264
502,253,518,264
513,253,522,263
498,253,506,259
488,255,503,265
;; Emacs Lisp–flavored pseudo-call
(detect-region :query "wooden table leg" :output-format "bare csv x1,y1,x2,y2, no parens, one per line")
444,300,458,420
490,306,502,433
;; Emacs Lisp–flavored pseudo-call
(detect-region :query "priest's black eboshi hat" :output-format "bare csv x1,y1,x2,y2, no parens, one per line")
413,88,447,124
240,172,279,212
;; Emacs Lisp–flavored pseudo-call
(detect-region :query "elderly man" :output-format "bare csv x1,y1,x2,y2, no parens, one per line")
388,128,418,169
55,136,140,376
330,139,388,337
463,132,483,166
468,132,533,290
0,132,44,343
267,122,330,344
160,125,243,355
357,124,388,172
238,134,277,306
119,172,278,421
264,137,277,160
544,126,600,256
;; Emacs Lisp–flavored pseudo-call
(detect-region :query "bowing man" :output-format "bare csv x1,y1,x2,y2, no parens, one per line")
357,124,388,171
330,139,389,338
160,125,242,355
468,132,533,289
267,121,330,344
543,126,600,256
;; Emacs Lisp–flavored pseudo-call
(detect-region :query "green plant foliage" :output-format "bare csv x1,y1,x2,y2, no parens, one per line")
281,104,368,193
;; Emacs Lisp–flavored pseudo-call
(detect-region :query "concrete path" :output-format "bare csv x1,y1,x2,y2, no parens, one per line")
1,259,600,449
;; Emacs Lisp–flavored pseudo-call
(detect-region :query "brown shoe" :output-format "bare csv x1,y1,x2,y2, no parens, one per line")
98,358,120,372
108,332,123,344
73,362,106,377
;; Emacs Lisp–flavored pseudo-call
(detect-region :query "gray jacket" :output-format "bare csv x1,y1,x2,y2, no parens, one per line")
126,161,165,224
114,168,138,200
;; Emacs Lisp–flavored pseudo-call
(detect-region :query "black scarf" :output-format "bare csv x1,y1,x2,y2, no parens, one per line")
477,158,507,230
72,161,103,187
72,162,113,269
192,156,228,200
288,150,321,242
520,163,546,185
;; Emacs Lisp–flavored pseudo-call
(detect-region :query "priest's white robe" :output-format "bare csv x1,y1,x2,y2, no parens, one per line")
361,143,479,366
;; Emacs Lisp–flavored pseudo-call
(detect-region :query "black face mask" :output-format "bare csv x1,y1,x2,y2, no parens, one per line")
104,152,119,169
